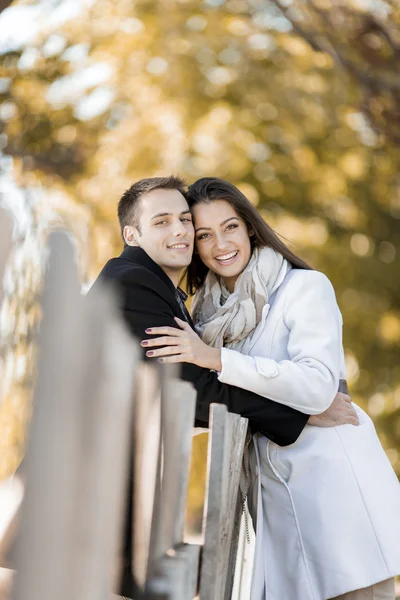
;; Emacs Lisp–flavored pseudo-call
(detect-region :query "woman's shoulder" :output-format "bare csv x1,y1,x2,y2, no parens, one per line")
286,268,333,285
280,268,337,304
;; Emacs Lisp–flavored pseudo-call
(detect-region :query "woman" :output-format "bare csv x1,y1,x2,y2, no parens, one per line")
142,177,400,600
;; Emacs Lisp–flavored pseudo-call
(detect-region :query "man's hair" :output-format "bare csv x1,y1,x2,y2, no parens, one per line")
118,175,187,242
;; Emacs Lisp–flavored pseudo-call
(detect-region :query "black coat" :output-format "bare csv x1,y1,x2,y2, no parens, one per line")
89,246,309,597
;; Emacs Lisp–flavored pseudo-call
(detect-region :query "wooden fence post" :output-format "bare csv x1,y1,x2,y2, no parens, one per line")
132,362,162,591
199,404,248,600
11,232,139,600
71,283,139,600
146,372,200,600
223,415,248,600
199,404,231,600
11,232,88,600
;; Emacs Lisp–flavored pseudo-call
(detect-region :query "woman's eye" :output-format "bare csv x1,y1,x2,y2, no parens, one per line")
181,218,192,223
197,234,209,240
155,220,167,226
226,223,238,231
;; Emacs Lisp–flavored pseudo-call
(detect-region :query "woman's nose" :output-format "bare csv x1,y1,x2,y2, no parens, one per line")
215,234,229,250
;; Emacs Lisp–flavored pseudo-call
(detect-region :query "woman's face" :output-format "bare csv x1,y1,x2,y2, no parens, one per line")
193,200,252,292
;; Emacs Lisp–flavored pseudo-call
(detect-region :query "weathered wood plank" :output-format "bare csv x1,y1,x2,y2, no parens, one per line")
159,376,197,554
11,233,87,600
71,283,139,600
132,362,162,590
158,543,200,600
224,493,244,600
11,233,139,600
145,572,171,599
223,416,248,600
199,403,231,600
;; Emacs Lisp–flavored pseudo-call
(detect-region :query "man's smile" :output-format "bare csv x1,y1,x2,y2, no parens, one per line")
167,242,191,250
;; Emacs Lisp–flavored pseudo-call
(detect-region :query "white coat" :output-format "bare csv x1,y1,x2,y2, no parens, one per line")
217,268,400,600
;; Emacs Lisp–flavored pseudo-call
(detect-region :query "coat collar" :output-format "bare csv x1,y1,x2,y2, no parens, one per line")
119,245,188,302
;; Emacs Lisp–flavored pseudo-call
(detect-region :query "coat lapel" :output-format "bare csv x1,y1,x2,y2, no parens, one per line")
119,246,194,326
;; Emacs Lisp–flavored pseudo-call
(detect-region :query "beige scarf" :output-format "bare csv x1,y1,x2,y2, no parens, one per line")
192,246,290,354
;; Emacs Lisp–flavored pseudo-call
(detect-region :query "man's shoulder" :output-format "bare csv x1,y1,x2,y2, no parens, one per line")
97,257,170,295
100,256,145,279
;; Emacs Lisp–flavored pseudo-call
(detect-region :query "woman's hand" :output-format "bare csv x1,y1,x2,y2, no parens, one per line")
141,317,222,371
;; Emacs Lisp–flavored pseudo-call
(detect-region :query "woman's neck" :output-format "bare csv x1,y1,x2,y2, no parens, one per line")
223,276,237,293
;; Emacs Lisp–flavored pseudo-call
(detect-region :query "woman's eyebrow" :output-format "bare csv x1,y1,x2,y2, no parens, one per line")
195,216,239,233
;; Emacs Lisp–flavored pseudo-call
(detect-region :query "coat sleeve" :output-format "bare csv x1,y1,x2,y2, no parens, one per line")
105,266,309,446
217,271,341,414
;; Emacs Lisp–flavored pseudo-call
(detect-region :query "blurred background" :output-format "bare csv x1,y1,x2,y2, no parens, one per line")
0,0,399,533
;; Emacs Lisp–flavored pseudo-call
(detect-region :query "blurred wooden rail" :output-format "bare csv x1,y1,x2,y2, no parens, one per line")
0,230,248,600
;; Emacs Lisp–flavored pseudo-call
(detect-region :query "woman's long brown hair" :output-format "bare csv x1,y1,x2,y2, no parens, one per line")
185,177,312,295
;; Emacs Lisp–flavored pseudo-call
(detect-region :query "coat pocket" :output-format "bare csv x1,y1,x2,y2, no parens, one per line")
267,441,291,484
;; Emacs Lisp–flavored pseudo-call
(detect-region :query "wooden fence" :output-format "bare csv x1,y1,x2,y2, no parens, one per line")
0,228,249,600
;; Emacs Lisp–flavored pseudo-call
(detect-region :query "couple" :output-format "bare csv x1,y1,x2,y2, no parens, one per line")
92,176,400,600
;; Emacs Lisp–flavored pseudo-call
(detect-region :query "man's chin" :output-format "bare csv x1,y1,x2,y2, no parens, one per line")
167,259,191,271
175,261,192,270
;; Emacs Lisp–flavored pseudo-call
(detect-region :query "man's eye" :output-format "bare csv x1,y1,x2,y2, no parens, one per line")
181,218,192,223
155,220,167,226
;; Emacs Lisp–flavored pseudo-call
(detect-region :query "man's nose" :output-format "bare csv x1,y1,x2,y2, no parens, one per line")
172,220,186,236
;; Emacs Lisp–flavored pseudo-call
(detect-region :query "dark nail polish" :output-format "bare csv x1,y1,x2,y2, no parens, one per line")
145,328,152,333
141,341,148,346
146,351,154,356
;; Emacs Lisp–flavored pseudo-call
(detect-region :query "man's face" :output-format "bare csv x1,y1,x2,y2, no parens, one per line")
126,188,194,283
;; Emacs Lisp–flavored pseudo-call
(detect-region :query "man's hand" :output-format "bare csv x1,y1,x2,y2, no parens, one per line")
308,392,359,427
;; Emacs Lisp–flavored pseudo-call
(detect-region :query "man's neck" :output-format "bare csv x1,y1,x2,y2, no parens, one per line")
121,246,183,290
162,268,180,288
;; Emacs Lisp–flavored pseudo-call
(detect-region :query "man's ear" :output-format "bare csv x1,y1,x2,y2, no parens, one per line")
123,225,140,246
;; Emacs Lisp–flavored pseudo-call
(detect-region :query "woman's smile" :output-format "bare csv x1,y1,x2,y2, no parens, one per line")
214,250,239,265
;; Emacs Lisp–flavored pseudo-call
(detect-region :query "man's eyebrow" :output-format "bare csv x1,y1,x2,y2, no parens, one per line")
150,212,171,219
150,210,192,220
195,216,239,232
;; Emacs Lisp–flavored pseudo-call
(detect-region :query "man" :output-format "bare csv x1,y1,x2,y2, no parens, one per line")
90,175,357,598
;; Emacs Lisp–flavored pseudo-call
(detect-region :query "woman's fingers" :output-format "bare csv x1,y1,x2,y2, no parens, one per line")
336,392,352,404
157,354,188,364
145,326,185,336
141,335,183,347
145,344,188,358
174,317,192,331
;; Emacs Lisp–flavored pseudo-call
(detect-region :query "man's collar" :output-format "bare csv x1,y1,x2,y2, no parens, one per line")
119,245,187,300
